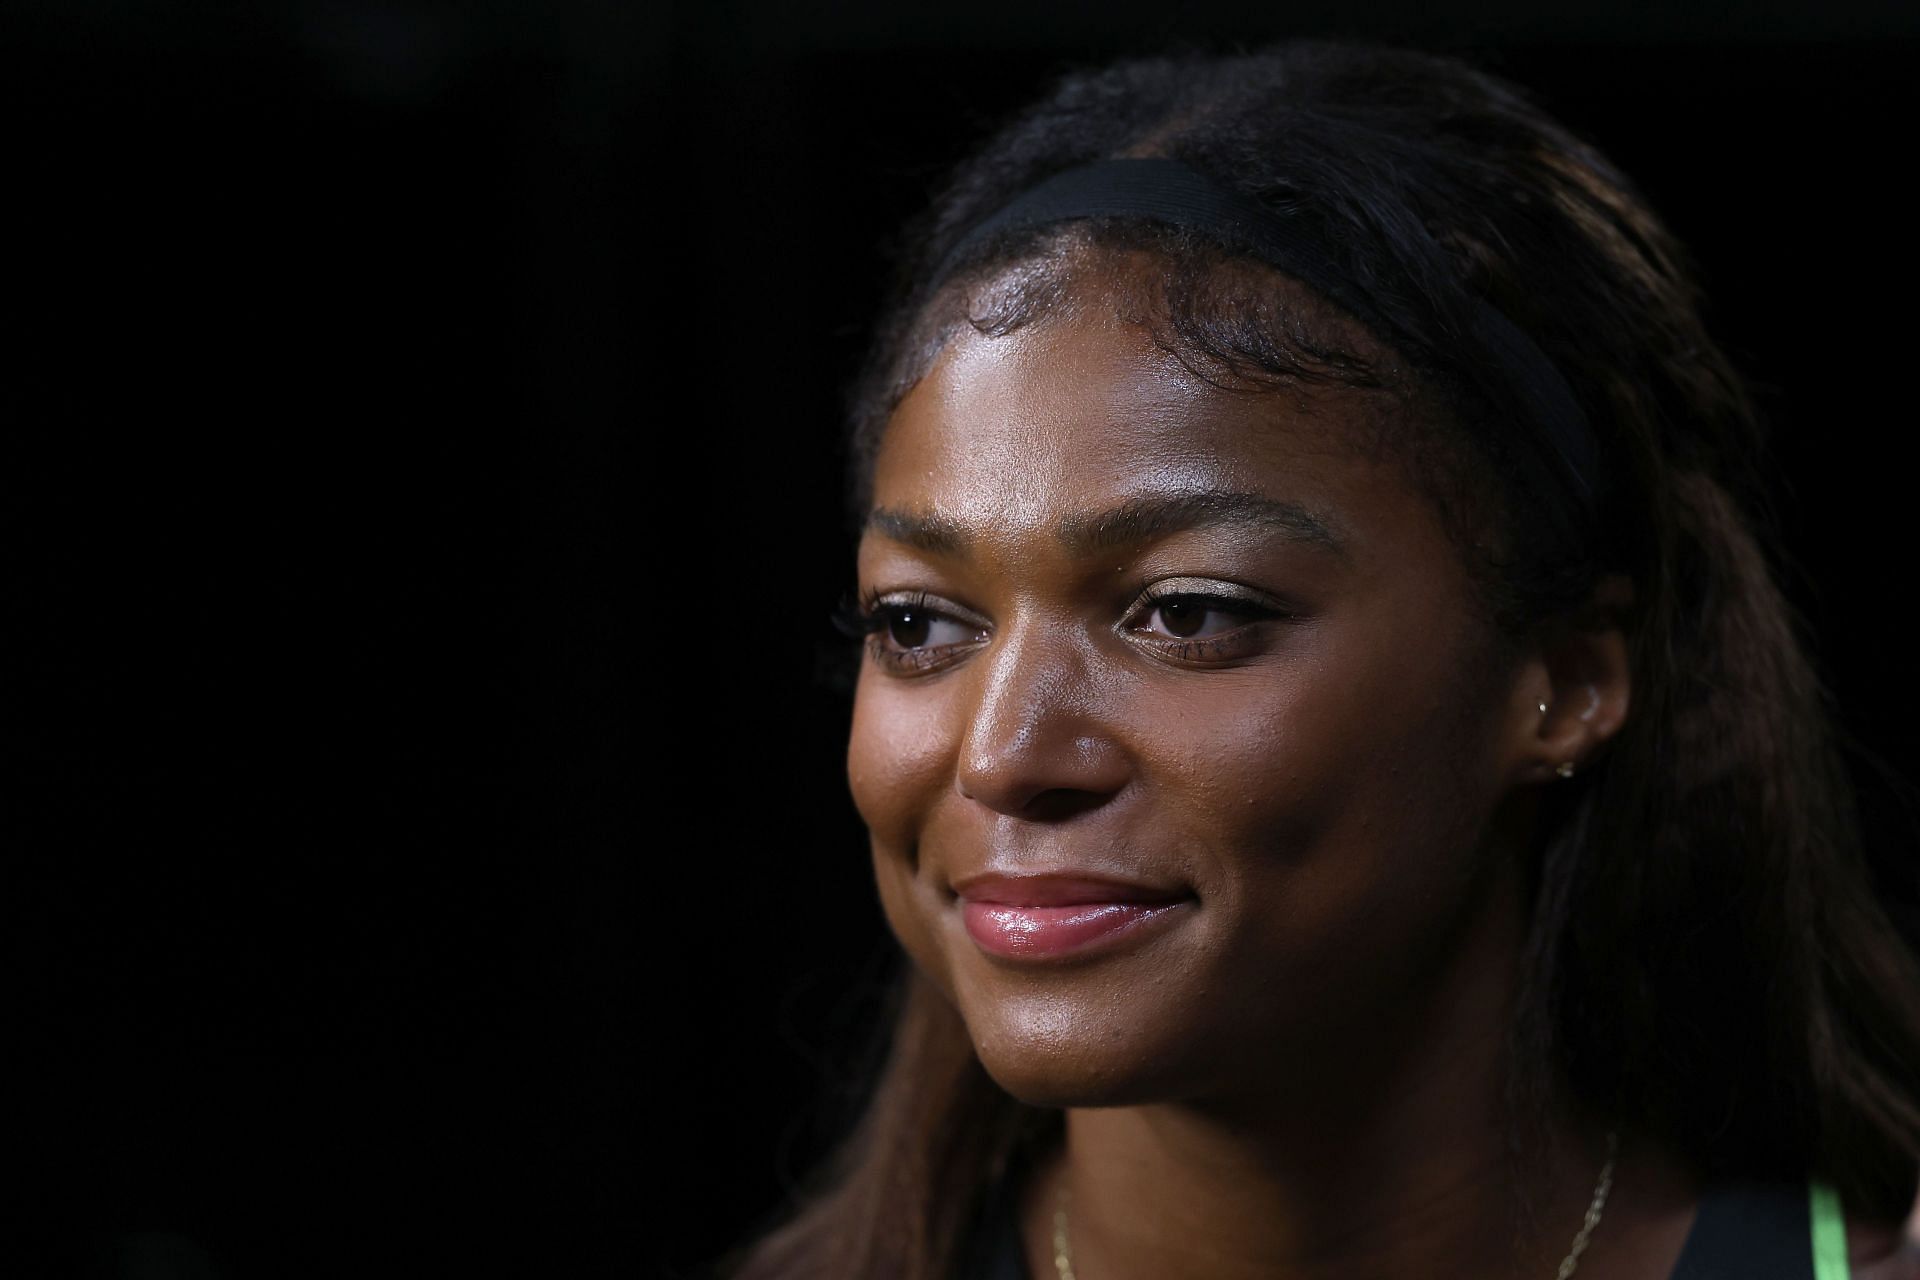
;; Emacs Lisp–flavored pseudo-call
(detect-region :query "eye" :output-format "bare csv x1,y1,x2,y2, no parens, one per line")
871,601,981,651
1124,579,1293,662
1139,595,1254,640
834,590,988,675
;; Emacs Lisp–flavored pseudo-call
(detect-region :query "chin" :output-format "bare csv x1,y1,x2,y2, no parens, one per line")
976,1058,1171,1110
960,996,1198,1109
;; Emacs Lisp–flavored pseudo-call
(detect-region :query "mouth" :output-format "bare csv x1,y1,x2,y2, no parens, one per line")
951,871,1195,962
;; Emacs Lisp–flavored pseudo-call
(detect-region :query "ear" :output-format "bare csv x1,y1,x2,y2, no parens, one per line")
1506,573,1635,786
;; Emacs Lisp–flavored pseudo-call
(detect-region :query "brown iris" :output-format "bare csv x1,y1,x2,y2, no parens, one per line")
887,608,933,648
1157,599,1208,638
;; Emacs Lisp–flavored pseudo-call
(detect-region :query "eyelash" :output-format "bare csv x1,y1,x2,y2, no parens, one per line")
833,585,1292,675
1131,583,1290,660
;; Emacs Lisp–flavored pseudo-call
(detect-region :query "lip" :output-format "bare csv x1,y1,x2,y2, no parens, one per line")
951,871,1189,907
952,872,1194,962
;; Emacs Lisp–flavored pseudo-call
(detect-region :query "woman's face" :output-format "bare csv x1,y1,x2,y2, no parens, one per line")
848,288,1550,1109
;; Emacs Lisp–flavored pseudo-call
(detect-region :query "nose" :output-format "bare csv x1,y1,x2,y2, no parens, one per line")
954,615,1131,820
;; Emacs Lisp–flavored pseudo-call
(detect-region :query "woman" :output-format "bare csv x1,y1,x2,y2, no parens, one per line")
725,40,1920,1279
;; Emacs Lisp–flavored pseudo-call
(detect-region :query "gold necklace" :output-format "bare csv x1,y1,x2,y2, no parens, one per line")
1051,1129,1620,1280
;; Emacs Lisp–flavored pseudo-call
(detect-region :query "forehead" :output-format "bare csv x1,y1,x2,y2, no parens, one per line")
870,308,1431,560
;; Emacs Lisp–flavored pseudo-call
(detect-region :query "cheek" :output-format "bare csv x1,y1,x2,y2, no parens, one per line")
848,675,965,1002
1210,642,1507,999
846,673,954,847
1130,667,1349,868
1152,619,1504,929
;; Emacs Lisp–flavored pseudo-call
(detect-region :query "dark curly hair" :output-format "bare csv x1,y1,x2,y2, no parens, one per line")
726,37,1920,1280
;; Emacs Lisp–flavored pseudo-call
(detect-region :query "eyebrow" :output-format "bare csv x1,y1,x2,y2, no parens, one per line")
864,490,1348,560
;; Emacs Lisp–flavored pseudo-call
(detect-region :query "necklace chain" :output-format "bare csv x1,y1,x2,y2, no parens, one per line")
1051,1129,1620,1280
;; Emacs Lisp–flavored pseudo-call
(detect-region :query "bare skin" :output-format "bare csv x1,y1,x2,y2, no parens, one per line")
846,268,1913,1277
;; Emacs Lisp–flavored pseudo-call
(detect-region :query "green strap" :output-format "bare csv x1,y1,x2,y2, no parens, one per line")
1810,1177,1850,1280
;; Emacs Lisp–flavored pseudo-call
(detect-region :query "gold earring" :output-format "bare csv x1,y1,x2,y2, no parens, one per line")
1556,761,1576,779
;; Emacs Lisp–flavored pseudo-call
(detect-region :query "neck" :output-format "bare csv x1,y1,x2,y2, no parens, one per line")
1020,860,1639,1280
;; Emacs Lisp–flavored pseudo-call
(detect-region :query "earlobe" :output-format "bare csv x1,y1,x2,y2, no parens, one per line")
1525,573,1636,784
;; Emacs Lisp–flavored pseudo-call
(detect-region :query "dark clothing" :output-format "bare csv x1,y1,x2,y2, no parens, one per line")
961,1169,1834,1280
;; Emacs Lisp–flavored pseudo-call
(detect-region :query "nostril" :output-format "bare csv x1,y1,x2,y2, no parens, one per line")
954,643,1129,814
1019,788,1115,822
954,747,1128,817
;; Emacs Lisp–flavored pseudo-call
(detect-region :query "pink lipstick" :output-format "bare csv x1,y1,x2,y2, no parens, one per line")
953,873,1192,961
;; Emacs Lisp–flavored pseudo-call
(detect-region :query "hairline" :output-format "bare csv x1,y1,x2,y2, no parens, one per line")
849,234,1534,637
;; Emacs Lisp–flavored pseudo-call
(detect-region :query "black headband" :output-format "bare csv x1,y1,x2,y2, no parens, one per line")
927,158,1603,540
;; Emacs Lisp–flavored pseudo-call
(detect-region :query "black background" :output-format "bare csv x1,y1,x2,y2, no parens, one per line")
9,2,1919,1277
